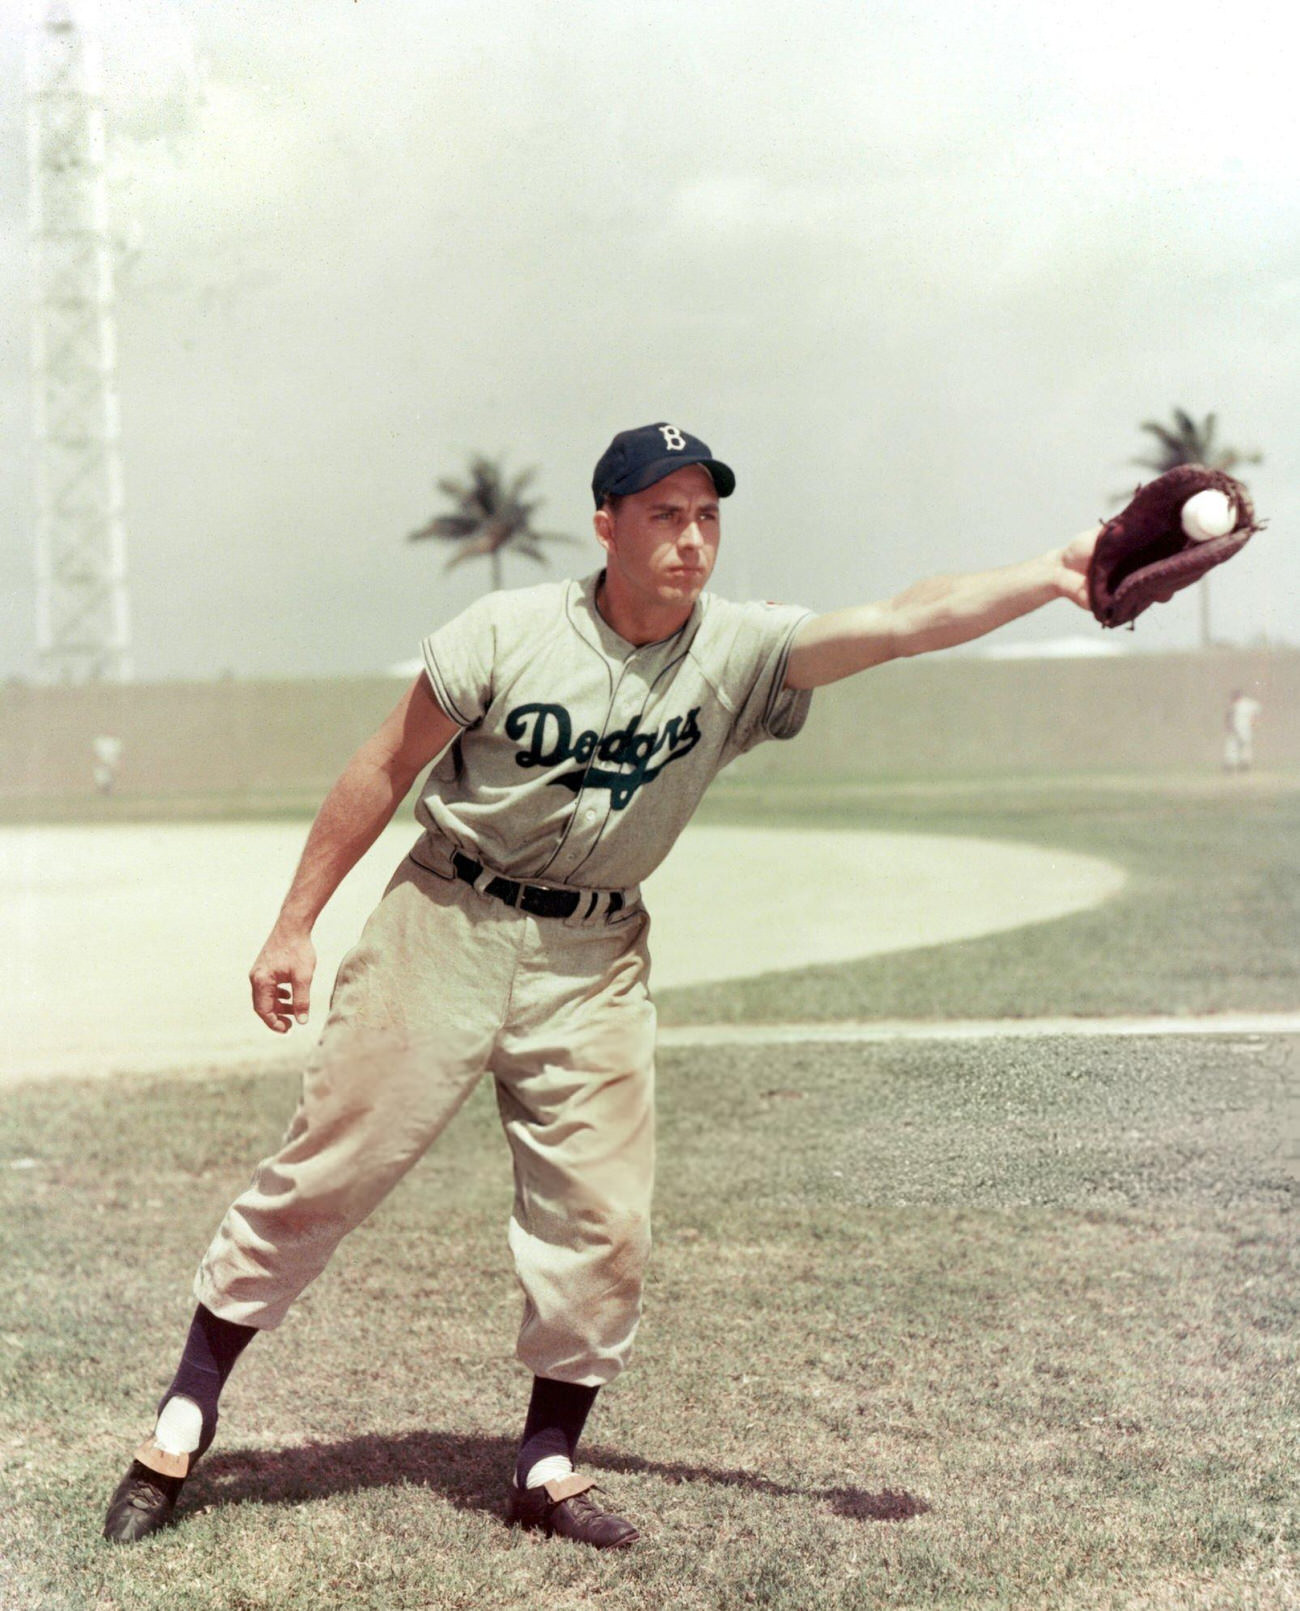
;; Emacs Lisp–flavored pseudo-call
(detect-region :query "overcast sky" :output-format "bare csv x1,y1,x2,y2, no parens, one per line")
2,0,1297,681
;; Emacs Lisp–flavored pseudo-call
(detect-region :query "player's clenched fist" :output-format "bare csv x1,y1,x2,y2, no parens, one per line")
1054,523,1105,610
249,927,317,1033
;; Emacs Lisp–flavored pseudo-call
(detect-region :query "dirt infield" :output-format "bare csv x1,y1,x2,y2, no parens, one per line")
1,821,1124,1082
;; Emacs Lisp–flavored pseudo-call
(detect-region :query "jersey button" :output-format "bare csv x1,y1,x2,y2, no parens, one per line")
584,807,597,822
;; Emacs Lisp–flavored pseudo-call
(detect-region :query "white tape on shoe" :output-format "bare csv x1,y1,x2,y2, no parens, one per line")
523,1454,573,1490
154,1395,204,1456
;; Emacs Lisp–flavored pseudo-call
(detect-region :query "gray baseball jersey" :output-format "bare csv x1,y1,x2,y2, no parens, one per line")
417,571,813,890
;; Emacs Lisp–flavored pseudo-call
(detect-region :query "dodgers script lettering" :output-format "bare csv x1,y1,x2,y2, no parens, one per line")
504,701,703,811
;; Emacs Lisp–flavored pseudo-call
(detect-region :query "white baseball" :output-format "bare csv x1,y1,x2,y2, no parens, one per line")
1181,489,1236,543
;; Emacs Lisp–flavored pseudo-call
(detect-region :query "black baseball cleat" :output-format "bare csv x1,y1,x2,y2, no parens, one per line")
102,1437,193,1544
507,1473,639,1549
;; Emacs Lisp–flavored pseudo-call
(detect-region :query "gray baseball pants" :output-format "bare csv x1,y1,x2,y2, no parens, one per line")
194,845,656,1387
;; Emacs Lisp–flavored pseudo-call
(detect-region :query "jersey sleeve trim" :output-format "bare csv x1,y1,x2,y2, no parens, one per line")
421,637,472,728
760,609,815,741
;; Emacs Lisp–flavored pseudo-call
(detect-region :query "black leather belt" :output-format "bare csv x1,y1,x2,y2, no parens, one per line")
451,850,584,920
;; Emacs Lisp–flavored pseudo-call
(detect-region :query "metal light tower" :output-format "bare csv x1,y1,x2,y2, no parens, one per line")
27,0,132,683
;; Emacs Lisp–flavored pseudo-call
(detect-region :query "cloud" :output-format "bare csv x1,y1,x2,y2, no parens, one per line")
3,0,1296,676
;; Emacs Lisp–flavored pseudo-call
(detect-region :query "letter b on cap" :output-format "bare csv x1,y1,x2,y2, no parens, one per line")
659,425,686,451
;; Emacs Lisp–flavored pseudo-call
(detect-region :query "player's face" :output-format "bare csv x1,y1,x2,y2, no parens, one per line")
595,465,721,615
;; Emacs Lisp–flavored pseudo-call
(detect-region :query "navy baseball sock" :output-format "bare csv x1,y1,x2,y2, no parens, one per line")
152,1304,257,1465
514,1377,600,1489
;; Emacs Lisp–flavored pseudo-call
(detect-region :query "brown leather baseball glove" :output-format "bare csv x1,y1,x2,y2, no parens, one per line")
1088,465,1260,629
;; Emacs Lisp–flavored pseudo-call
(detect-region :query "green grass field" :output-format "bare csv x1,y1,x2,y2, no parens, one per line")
1,777,1297,1610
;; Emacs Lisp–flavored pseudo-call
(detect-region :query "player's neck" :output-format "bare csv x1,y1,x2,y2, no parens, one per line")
594,572,696,647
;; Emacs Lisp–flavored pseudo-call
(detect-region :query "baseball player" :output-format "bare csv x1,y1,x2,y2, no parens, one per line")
103,423,1104,1550
1224,688,1263,772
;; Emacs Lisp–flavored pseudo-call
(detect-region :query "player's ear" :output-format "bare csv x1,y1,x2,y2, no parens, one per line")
593,506,615,556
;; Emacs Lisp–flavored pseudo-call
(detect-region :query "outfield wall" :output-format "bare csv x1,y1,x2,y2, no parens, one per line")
743,649,1296,783
1,649,1294,801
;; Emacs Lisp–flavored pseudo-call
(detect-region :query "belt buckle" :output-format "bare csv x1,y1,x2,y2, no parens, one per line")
520,883,580,920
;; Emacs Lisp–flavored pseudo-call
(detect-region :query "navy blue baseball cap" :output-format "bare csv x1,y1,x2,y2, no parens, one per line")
592,422,736,507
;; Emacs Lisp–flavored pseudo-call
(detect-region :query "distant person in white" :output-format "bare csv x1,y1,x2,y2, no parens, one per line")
1223,690,1262,773
92,735,123,796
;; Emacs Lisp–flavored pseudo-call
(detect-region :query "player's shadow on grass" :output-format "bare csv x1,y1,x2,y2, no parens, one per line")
189,1429,928,1525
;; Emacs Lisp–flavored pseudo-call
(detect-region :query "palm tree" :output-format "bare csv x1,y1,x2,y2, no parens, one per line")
1132,408,1262,479
407,456,575,592
1127,409,1263,648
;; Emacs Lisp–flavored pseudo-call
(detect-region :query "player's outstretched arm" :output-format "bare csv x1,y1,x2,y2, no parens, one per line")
784,526,1101,690
249,676,461,1033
